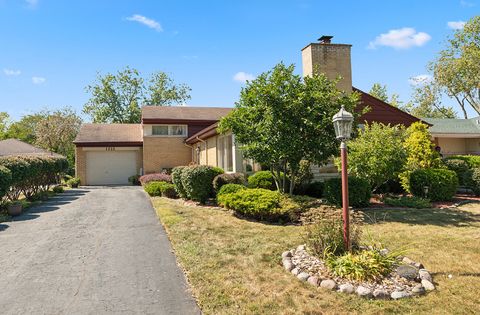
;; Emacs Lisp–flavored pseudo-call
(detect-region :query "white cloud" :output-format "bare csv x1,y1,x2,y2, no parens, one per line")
3,69,21,76
233,72,255,83
126,14,163,32
460,0,475,7
368,27,431,49
409,74,433,86
32,76,46,84
447,21,466,30
25,0,38,8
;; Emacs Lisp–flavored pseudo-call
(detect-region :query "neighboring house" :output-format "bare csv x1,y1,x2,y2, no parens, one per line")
425,117,480,157
74,36,423,185
0,139,62,157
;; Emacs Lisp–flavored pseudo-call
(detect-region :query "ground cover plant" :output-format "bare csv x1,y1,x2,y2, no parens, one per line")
382,196,432,209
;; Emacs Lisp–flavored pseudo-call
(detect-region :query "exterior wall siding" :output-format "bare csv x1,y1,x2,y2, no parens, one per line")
143,137,191,173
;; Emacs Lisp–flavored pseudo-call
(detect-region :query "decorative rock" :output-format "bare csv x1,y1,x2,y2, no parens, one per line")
402,256,415,265
356,286,372,298
297,272,310,281
419,269,432,282
320,279,337,290
338,283,355,294
379,248,389,256
283,259,293,272
296,244,306,252
396,265,418,280
307,276,320,286
282,251,292,259
421,279,435,291
373,289,390,300
412,284,425,295
391,291,410,300
291,267,300,276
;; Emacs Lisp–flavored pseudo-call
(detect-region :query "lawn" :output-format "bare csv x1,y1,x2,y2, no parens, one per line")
152,198,480,314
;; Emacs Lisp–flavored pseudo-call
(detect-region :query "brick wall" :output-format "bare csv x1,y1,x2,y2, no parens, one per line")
75,146,86,184
143,137,192,173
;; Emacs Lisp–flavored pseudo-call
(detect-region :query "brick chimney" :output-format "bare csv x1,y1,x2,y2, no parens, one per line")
301,35,352,93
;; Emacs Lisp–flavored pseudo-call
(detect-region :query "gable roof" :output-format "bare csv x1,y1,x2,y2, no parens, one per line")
424,117,480,135
74,124,143,146
0,139,62,157
142,106,232,123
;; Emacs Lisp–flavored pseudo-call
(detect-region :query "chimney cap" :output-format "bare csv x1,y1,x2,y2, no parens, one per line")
318,35,333,44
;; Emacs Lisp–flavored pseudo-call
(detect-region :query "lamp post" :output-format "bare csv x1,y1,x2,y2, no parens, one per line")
332,105,354,251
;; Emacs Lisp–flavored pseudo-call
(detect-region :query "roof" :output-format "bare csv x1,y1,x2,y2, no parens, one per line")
141,106,232,123
424,117,480,135
74,124,143,146
185,122,219,144
0,139,63,157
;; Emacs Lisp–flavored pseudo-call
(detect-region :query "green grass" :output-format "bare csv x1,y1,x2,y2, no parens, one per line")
153,198,480,314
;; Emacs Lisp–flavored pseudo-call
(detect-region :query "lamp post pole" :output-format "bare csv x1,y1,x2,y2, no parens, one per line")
340,140,350,251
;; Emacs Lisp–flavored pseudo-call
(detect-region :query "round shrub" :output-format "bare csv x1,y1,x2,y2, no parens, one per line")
213,173,246,192
216,184,247,206
0,165,12,200
139,173,172,185
324,177,371,208
160,183,177,198
172,166,188,199
144,181,178,198
304,181,324,198
67,177,81,188
247,171,276,190
444,158,470,186
128,175,140,185
465,167,480,196
52,185,64,193
220,188,283,221
181,165,224,203
409,168,458,201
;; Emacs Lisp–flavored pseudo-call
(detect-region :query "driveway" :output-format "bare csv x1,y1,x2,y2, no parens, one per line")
0,187,200,315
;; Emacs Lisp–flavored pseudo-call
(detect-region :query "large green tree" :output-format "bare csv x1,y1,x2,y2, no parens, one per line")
369,83,403,108
5,113,44,143
405,81,457,118
83,67,191,123
0,112,10,140
219,63,359,194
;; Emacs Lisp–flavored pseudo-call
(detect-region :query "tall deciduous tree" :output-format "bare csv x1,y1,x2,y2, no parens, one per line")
0,112,10,140
369,83,403,108
84,67,191,123
219,63,359,194
405,81,457,118
5,113,44,144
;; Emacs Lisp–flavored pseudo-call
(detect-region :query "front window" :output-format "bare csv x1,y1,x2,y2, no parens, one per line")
152,125,187,137
217,134,233,172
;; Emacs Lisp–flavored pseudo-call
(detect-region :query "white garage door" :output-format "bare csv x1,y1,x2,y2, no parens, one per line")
86,151,137,185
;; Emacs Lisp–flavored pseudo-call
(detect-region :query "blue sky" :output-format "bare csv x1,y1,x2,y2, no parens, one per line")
0,0,477,121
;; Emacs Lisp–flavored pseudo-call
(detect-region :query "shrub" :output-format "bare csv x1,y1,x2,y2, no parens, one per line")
67,177,81,188
465,167,480,196
144,181,177,198
52,185,64,193
128,175,140,185
323,177,371,208
446,155,480,168
0,165,12,201
160,183,177,198
444,158,470,186
409,168,458,201
304,181,324,198
172,166,188,199
247,171,276,190
326,250,397,281
216,184,247,206
383,196,431,209
375,179,405,194
220,188,283,221
139,173,172,185
213,173,246,192
181,165,224,203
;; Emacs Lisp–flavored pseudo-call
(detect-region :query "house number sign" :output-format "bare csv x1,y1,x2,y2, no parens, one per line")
106,147,115,151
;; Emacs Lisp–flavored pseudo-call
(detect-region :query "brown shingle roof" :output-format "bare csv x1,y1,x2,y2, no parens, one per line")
142,106,232,122
0,139,63,157
74,124,143,144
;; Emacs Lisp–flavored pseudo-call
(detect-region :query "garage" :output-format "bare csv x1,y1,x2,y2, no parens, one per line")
86,150,138,185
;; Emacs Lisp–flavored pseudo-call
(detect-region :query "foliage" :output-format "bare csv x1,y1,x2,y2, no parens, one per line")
144,181,177,198
430,16,480,118
52,185,64,193
0,165,12,201
292,160,314,194
444,158,470,185
66,177,81,188
369,83,403,108
219,62,359,194
83,66,191,123
247,171,276,190
4,113,43,144
323,177,371,208
326,250,397,281
171,166,188,199
446,155,480,168
139,173,172,185
409,168,458,201
464,167,480,196
303,181,324,198
404,81,457,118
340,123,406,192
216,184,247,206
375,179,405,194
383,196,432,209
0,112,10,140
128,175,140,185
219,188,283,221
213,173,246,192
180,165,224,203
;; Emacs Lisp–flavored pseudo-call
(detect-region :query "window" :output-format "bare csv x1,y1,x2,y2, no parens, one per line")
217,134,233,172
151,125,187,137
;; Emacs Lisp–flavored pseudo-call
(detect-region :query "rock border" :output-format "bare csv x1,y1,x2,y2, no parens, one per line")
282,245,435,300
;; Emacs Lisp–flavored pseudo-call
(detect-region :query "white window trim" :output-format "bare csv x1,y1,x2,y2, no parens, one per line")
150,124,188,137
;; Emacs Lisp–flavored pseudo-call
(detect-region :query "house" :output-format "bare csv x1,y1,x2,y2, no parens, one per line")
74,36,423,185
424,117,480,157
0,139,63,157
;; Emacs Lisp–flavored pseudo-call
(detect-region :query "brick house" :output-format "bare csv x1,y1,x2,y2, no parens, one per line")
74,36,422,185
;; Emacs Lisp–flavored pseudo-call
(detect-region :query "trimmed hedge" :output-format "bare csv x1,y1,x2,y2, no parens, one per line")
139,173,172,185
409,168,458,201
465,167,480,196
216,184,247,206
144,181,177,198
178,165,224,203
0,165,12,201
323,177,371,208
445,155,480,168
304,181,324,198
213,173,246,192
247,171,276,190
444,158,470,186
219,188,283,221
171,166,188,199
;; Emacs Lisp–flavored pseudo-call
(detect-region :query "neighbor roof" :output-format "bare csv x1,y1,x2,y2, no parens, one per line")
74,124,143,145
141,106,232,122
0,139,62,157
424,117,480,135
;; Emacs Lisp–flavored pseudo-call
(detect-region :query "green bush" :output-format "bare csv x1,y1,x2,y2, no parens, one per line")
213,173,246,192
304,181,324,198
216,184,247,206
128,175,140,185
465,167,480,196
181,165,224,203
171,166,188,199
52,185,64,193
66,177,81,188
144,181,177,198
383,195,431,209
409,168,458,201
444,158,470,186
247,171,276,190
323,177,371,208
0,165,12,201
446,155,480,168
220,188,283,221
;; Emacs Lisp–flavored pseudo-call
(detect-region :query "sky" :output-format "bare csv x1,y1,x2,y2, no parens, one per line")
0,0,478,121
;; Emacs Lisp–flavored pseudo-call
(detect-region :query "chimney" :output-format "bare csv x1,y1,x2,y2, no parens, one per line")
301,35,352,93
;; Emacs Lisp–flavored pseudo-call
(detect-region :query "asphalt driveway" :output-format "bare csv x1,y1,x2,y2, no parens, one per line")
0,187,200,315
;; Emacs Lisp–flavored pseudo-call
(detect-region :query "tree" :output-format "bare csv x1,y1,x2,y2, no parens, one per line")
430,16,480,118
369,83,403,108
84,67,191,123
0,112,10,140
404,81,457,118
219,63,359,194
338,123,406,192
5,113,44,143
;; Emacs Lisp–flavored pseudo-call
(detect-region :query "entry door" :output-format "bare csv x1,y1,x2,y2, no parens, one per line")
86,151,137,185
